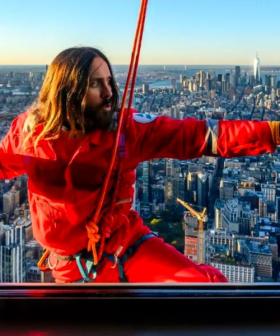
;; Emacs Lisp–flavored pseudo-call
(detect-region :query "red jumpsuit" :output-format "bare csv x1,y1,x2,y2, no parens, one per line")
0,110,276,283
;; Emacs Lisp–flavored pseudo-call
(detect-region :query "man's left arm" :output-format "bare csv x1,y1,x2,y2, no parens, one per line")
126,113,278,164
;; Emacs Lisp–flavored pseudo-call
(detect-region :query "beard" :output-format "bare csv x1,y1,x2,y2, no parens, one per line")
84,100,114,132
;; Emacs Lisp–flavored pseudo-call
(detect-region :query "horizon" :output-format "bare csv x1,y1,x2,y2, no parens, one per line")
1,63,280,67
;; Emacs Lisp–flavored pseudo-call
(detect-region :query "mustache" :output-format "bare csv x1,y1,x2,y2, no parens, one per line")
102,97,112,106
83,100,115,132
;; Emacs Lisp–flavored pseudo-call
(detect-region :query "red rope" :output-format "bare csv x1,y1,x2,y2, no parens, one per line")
86,0,149,264
126,0,148,119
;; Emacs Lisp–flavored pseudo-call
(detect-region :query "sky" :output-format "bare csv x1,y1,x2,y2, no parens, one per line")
0,0,280,65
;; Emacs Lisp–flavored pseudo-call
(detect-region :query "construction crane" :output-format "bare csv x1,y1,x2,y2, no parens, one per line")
176,198,207,264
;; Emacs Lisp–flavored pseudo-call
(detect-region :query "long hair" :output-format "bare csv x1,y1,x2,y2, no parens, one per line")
23,47,119,148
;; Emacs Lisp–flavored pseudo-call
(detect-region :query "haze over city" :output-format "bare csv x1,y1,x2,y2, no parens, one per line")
1,0,280,65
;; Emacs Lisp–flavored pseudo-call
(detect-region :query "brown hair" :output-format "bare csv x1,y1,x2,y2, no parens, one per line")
23,47,119,148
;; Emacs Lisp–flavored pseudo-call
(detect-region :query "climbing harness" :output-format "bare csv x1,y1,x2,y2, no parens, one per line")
80,232,157,282
38,232,156,282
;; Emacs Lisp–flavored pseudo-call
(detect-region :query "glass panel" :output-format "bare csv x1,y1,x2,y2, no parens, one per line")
1,0,280,285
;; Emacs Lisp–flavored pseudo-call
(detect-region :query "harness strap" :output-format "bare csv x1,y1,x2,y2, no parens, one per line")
122,232,157,262
104,232,158,282
74,251,97,283
41,232,157,282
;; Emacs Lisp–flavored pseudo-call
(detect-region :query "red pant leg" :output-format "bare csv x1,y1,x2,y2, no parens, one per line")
123,237,228,283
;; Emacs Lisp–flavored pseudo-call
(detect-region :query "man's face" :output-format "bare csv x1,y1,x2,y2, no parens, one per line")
84,56,114,131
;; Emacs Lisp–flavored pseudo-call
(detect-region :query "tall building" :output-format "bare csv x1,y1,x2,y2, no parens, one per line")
219,179,235,200
261,183,276,203
221,198,240,233
214,200,224,230
2,188,20,218
197,172,208,207
183,214,206,264
239,203,251,235
276,196,280,222
222,73,230,93
244,240,272,279
198,71,206,89
142,83,149,94
253,53,261,84
235,66,241,87
142,161,150,204
270,75,277,89
264,74,272,93
0,224,26,282
165,159,174,177
3,191,15,217
258,196,268,217
186,172,197,203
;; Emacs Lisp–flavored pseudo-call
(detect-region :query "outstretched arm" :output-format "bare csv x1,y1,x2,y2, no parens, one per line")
126,113,277,164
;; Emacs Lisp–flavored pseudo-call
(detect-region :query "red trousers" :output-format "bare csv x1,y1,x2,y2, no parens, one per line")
52,237,227,283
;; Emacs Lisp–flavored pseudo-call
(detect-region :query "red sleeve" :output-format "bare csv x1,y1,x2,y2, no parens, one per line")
126,114,208,165
126,113,276,165
217,120,275,158
0,113,27,179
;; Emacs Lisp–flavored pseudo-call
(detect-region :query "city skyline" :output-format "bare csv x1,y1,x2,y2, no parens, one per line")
1,0,280,65
1,46,280,283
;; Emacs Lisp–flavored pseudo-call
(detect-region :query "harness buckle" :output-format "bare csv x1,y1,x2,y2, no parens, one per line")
74,252,97,282
47,255,58,270
111,245,124,269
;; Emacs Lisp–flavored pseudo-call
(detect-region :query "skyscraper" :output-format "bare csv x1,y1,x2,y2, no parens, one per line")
142,161,150,204
235,66,241,87
0,224,26,282
253,53,261,84
197,172,208,207
142,83,149,94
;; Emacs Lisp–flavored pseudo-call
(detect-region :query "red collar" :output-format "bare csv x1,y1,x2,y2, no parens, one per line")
87,130,103,146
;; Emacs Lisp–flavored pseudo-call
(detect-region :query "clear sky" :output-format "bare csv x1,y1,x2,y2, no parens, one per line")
1,0,280,65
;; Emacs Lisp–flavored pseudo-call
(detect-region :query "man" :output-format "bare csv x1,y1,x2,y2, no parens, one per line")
0,47,279,283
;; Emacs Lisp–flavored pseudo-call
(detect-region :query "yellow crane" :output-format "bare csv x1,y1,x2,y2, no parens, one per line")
176,198,207,263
